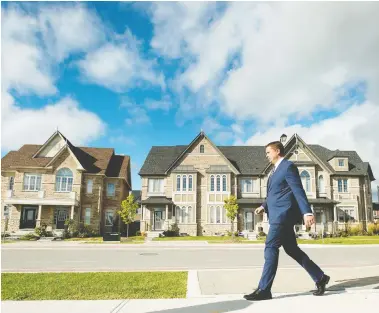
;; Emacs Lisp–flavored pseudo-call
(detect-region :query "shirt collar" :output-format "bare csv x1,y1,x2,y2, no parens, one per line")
274,157,284,170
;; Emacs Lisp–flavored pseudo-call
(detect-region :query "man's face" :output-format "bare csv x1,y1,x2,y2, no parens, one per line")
265,146,280,164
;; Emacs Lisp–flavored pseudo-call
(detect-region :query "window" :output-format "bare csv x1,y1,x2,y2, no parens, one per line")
200,145,204,153
55,168,73,192
222,207,227,223
3,205,10,219
176,175,181,191
24,173,42,191
318,175,324,192
216,206,221,223
210,206,215,223
105,210,114,226
107,183,115,196
338,159,345,167
209,206,228,224
338,208,355,223
148,179,163,193
338,179,348,193
222,175,227,192
8,177,14,191
183,175,187,191
87,179,93,194
210,175,215,191
85,208,91,225
242,179,253,193
189,175,193,191
216,175,221,191
188,206,192,223
300,171,311,192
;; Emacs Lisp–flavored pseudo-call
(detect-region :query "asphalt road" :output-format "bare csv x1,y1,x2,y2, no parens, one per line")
2,242,379,273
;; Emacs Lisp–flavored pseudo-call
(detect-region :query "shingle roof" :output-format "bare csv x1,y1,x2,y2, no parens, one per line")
2,142,131,183
139,143,373,180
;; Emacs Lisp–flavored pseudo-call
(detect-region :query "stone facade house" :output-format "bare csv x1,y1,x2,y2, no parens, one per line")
1,131,131,235
138,131,375,236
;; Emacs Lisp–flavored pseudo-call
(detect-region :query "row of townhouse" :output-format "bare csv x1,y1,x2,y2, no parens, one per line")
1,130,376,236
1,131,132,235
138,132,376,236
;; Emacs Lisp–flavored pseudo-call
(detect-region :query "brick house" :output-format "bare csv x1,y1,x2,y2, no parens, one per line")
1,131,131,235
138,131,375,236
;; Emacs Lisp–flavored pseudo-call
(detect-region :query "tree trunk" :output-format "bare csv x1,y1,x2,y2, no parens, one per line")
231,219,234,240
127,224,129,238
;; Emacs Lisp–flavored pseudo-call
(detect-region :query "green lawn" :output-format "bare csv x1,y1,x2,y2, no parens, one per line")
297,236,379,245
153,235,249,242
1,272,187,300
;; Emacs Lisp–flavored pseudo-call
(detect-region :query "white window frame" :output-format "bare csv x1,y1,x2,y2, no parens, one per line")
55,168,73,192
338,159,345,167
85,207,91,225
176,175,181,191
300,170,311,192
241,178,253,193
87,179,93,194
188,175,193,191
318,175,324,192
200,145,205,153
23,173,42,191
210,175,215,191
208,205,228,224
338,179,348,193
148,178,164,193
182,175,187,191
107,183,116,196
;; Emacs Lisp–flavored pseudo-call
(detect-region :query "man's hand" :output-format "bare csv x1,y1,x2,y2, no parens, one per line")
304,215,315,227
255,206,265,215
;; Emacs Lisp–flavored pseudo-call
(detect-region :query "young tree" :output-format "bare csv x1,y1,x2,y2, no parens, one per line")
224,195,239,240
118,193,139,238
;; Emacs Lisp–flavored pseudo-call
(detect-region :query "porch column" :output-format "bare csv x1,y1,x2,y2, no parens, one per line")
36,205,42,227
165,204,169,229
333,205,337,222
70,205,75,220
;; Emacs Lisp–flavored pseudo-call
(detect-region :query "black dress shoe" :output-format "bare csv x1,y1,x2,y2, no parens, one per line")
313,274,330,296
244,288,272,301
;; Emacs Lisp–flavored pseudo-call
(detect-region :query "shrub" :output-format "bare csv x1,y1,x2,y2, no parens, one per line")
258,231,266,237
368,223,379,236
348,225,365,236
162,223,180,237
20,233,39,241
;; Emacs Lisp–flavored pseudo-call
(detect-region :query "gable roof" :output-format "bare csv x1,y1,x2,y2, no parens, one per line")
164,131,240,175
1,134,131,184
139,134,375,180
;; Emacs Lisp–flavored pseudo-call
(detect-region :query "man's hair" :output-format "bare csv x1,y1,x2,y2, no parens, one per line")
265,141,285,156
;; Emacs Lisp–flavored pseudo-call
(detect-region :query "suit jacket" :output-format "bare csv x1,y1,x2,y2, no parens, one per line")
261,158,312,225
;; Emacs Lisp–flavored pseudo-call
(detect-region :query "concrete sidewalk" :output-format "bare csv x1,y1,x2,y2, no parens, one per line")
2,290,379,313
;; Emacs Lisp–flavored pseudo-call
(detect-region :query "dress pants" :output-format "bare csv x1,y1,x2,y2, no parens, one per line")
258,223,324,291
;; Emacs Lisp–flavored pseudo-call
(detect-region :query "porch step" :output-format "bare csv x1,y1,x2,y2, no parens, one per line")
246,232,259,240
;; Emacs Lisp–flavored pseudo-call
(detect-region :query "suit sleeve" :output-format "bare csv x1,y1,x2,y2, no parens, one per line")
285,163,312,215
261,200,268,213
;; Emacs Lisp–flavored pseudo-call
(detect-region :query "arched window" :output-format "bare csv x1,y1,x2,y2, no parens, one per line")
182,175,187,191
222,207,227,223
181,206,186,223
300,170,311,192
188,206,192,223
56,168,73,192
200,145,205,153
216,206,221,223
176,175,181,191
210,175,215,191
222,175,227,191
188,175,193,191
210,206,215,223
216,175,221,191
318,175,324,192
176,206,181,223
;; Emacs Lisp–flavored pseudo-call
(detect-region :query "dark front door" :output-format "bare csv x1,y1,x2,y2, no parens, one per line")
154,211,163,230
21,207,37,229
55,207,69,229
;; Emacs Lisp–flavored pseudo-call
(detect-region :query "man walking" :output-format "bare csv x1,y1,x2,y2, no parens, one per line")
244,141,330,301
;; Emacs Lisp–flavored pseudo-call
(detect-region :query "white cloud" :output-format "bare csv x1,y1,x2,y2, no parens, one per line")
1,96,106,151
109,135,136,146
145,95,173,111
124,106,150,126
78,30,165,92
150,2,379,122
242,101,379,201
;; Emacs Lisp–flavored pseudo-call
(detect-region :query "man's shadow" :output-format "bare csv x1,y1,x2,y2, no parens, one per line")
145,299,251,313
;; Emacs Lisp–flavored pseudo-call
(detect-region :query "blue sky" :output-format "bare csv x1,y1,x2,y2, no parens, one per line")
1,2,379,199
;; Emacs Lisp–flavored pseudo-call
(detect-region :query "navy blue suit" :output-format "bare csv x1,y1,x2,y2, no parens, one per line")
258,158,324,291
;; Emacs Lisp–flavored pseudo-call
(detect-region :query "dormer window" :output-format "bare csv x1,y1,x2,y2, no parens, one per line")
338,159,345,167
200,145,205,153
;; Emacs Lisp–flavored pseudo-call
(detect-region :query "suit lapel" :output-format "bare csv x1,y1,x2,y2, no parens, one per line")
268,159,286,192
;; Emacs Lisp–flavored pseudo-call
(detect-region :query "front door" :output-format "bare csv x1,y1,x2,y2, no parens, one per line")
55,207,69,229
244,211,254,231
154,211,163,230
22,207,37,229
